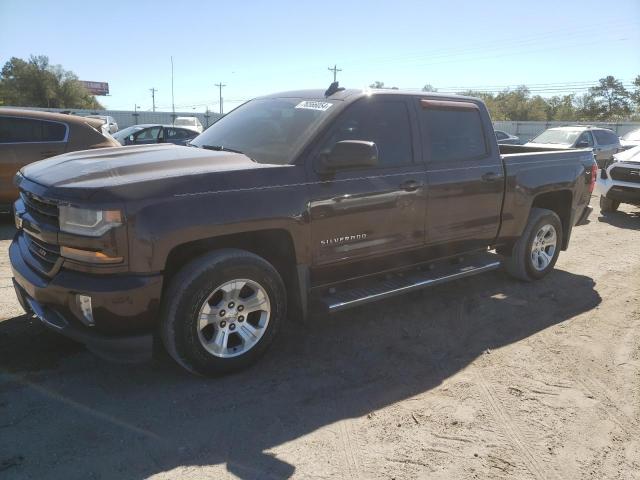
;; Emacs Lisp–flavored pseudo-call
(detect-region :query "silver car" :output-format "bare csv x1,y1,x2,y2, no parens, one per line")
495,129,520,145
526,125,621,168
86,115,118,134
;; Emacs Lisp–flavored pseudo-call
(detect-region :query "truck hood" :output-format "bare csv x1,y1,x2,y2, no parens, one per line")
21,144,267,189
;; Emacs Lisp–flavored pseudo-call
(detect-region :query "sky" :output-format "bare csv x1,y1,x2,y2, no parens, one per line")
1,0,639,113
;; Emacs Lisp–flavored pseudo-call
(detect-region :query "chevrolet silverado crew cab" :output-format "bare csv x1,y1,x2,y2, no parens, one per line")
10,84,596,376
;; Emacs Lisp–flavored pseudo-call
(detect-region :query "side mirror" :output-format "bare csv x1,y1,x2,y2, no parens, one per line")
320,140,378,171
128,135,134,144
576,141,589,148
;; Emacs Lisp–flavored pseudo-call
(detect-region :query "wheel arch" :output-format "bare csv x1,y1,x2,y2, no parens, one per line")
163,229,307,320
530,190,573,250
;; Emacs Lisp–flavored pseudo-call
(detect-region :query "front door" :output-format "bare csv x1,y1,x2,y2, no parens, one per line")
307,97,426,266
417,99,504,255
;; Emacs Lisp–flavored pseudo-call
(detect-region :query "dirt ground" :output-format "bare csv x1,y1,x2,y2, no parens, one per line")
0,195,639,480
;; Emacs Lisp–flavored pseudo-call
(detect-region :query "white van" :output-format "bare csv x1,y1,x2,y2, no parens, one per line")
174,116,203,133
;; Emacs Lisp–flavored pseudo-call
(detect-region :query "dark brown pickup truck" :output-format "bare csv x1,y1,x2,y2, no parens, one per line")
10,85,597,376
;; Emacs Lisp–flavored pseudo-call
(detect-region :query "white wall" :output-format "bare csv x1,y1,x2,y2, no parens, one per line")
494,121,640,143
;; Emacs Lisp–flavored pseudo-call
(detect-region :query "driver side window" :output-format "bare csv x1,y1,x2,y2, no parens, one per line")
318,99,413,168
577,131,594,147
135,126,161,141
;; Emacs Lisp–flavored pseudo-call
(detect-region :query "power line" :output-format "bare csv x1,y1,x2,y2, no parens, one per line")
149,88,157,112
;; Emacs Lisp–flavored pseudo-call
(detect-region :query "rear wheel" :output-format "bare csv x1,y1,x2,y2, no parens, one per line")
599,195,620,213
161,249,286,376
503,208,563,282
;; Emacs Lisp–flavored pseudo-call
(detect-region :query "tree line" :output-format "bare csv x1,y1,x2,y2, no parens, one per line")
370,76,640,122
0,55,103,109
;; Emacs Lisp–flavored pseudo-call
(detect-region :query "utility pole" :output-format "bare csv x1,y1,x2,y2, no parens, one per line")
133,103,140,125
149,88,157,112
215,82,226,115
170,56,175,123
328,64,342,82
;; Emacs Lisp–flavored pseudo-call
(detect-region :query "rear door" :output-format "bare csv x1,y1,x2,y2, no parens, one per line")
592,130,620,166
418,99,504,254
165,127,197,145
0,115,67,204
307,96,426,266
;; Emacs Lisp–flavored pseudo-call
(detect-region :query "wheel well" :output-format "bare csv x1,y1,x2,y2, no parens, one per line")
531,190,572,249
164,229,298,300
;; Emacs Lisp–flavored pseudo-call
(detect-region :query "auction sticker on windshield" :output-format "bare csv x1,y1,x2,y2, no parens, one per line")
295,101,333,111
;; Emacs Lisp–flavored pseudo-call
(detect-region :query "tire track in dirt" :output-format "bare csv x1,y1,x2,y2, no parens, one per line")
473,368,562,480
334,396,362,480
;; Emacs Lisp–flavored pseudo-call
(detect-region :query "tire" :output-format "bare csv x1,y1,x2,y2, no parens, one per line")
599,195,619,213
503,208,563,282
160,249,286,376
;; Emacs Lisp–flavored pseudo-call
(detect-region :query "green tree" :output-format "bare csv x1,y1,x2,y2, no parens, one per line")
583,75,631,120
0,55,103,109
369,81,385,88
422,84,437,92
630,75,640,111
544,95,576,121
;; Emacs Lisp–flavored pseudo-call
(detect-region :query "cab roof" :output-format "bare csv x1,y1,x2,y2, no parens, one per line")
259,88,482,104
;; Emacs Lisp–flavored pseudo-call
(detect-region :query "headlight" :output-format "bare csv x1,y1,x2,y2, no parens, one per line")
59,206,122,237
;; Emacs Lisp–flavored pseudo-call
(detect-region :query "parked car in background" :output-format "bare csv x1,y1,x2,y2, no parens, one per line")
113,124,199,146
495,129,520,145
525,125,621,168
596,145,640,213
620,128,640,150
85,115,118,134
174,116,203,133
0,108,119,210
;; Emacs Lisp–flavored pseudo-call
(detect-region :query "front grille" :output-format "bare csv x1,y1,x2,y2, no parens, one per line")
610,167,640,184
24,234,61,276
20,190,59,226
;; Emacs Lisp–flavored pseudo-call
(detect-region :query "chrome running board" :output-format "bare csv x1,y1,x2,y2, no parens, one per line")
316,253,502,313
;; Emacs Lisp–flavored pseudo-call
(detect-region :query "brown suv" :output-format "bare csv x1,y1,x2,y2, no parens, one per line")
0,108,119,209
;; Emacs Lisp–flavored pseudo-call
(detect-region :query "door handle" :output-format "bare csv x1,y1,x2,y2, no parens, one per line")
481,172,500,182
400,180,420,192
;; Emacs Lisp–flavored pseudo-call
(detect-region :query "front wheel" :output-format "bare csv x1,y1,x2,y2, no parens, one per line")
599,195,619,213
160,249,286,376
503,208,563,282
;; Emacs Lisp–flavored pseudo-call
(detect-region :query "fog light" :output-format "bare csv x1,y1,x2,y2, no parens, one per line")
77,294,95,326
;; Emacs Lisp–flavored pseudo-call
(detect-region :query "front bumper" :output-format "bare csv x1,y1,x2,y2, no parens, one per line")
595,165,640,204
10,236,163,362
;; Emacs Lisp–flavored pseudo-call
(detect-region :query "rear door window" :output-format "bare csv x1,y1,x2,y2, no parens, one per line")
419,100,488,162
0,116,67,143
593,130,619,145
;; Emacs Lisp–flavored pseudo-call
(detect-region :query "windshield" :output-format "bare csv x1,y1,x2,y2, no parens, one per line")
113,125,144,143
622,128,640,141
531,129,581,145
190,98,335,164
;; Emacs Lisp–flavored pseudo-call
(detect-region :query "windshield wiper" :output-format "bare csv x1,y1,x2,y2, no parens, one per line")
200,145,246,155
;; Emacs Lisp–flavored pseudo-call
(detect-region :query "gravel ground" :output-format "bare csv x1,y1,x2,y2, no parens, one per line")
0,196,639,480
